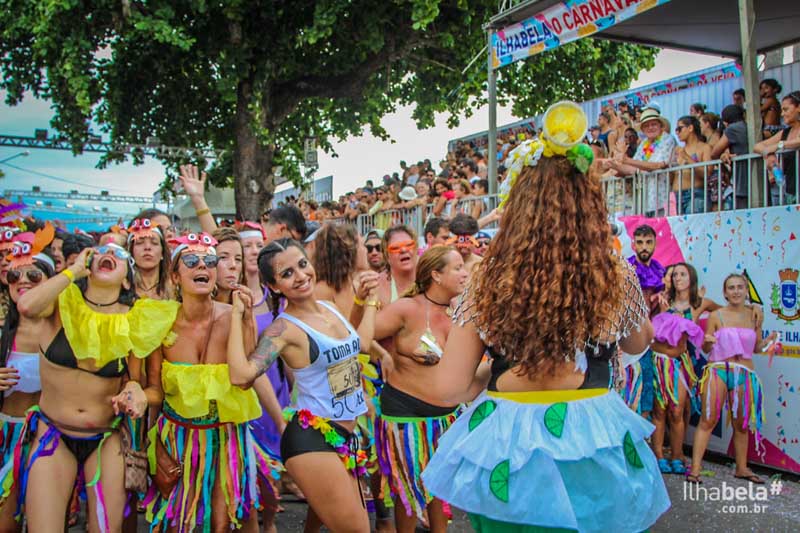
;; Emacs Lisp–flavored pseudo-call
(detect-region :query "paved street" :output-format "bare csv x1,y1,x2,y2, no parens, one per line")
67,456,799,532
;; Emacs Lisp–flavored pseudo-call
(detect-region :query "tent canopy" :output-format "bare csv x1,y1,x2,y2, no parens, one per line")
489,0,800,58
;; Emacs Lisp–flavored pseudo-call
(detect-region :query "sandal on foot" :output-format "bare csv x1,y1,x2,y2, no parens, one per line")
657,458,672,474
735,473,765,484
685,473,703,484
671,460,686,474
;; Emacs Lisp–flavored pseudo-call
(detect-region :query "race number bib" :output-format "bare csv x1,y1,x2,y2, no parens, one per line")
327,357,362,399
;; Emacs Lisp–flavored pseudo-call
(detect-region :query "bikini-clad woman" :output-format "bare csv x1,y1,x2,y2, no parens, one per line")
8,238,177,532
0,231,55,531
227,238,379,532
374,246,468,533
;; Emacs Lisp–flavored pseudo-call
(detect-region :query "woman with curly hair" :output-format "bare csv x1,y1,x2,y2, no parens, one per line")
374,246,468,532
420,102,669,532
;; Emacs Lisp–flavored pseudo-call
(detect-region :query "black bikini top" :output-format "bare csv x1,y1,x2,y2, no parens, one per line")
42,328,128,378
486,342,617,392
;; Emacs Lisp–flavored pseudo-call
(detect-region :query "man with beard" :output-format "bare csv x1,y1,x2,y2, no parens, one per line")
624,224,665,420
364,229,385,273
628,224,666,314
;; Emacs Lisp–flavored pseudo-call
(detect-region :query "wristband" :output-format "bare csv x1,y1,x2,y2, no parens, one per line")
195,207,211,216
353,295,366,306
365,300,379,308
62,269,75,282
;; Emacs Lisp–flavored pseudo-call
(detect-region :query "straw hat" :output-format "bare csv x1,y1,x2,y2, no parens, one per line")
639,107,670,131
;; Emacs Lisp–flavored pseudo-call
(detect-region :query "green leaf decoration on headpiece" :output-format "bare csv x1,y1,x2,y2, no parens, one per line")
566,144,594,174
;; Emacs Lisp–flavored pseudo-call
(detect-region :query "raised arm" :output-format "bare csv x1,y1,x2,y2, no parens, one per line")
179,164,218,234
228,290,287,388
17,248,91,318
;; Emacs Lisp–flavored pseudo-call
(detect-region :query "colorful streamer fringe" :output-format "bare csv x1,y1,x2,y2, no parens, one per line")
620,360,643,414
283,408,368,477
143,407,273,533
653,352,699,411
357,353,383,474
0,406,120,532
250,423,284,493
0,414,26,510
376,411,458,521
699,362,765,455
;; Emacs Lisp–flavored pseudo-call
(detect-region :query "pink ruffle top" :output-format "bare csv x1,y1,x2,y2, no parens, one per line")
708,327,757,362
652,312,705,348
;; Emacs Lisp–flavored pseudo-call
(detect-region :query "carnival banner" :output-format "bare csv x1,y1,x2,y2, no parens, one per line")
492,0,671,68
601,63,742,109
619,206,800,473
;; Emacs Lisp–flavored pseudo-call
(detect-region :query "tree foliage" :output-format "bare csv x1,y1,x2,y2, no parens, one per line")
0,0,657,219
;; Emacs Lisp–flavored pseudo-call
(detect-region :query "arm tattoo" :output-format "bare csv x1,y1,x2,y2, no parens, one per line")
251,319,286,376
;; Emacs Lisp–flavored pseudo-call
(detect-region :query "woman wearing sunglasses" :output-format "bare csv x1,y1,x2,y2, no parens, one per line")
141,233,279,532
127,218,171,300
373,246,469,533
376,225,418,308
0,228,55,531
227,238,379,532
7,237,178,533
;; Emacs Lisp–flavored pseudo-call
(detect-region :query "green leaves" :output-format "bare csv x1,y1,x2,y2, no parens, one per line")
0,0,657,219
544,402,568,438
489,459,510,503
468,400,497,431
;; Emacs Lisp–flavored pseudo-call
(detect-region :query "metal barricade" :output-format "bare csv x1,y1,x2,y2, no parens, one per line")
601,150,800,217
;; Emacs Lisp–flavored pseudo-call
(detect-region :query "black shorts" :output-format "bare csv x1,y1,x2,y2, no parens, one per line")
280,413,354,462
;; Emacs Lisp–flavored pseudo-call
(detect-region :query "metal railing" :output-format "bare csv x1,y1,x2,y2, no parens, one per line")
602,149,799,217
325,149,799,235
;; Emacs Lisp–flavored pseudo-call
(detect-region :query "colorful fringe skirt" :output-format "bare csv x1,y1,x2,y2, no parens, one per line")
376,409,458,520
357,353,383,475
699,362,765,437
0,413,26,508
143,402,280,533
0,406,122,532
421,389,670,532
653,351,699,411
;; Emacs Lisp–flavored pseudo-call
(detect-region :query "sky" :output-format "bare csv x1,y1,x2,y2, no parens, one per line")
0,49,730,214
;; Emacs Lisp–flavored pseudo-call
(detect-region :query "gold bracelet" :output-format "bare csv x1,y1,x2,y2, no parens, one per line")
353,295,366,306
195,207,211,216
62,269,75,282
365,300,379,308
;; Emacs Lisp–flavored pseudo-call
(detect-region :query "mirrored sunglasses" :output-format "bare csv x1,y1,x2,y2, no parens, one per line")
181,253,219,269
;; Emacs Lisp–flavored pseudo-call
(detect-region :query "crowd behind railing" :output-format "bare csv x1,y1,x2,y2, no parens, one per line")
277,83,799,238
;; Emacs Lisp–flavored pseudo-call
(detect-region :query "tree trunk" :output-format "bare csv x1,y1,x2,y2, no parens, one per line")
233,78,275,221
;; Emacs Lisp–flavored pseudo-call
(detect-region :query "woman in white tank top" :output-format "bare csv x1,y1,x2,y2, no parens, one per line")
228,238,379,533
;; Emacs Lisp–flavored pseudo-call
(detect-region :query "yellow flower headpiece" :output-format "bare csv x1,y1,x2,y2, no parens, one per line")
499,101,591,207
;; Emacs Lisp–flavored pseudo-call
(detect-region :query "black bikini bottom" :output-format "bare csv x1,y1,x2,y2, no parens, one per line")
380,383,457,418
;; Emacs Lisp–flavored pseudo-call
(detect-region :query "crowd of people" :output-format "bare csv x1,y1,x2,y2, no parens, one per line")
0,98,790,533
275,79,799,230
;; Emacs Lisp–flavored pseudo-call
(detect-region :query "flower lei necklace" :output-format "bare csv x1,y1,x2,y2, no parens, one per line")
641,135,662,161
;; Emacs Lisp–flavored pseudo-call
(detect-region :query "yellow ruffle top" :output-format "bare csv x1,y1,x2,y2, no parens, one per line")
161,361,261,424
58,283,179,369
